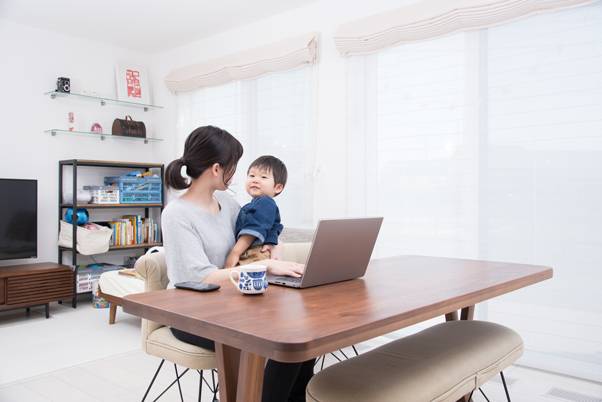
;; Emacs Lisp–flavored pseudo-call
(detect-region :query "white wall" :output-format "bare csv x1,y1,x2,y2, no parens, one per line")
150,0,422,225
0,0,423,266
0,19,160,266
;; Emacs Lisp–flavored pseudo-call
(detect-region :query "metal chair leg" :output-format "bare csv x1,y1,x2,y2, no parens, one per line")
467,390,474,402
142,359,165,402
212,369,219,401
479,387,492,402
151,367,189,402
198,370,203,402
500,371,512,402
174,364,185,402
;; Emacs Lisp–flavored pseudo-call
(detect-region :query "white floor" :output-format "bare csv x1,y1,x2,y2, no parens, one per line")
1,298,601,402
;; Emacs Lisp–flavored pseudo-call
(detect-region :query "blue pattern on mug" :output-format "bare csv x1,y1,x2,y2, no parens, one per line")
239,274,253,291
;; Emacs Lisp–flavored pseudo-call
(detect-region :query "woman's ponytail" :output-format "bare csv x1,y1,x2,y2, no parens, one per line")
164,126,243,193
164,158,190,191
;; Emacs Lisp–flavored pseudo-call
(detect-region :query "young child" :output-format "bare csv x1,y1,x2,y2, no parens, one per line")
225,155,287,268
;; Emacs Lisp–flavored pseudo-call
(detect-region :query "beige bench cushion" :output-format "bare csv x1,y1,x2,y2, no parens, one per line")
307,320,524,402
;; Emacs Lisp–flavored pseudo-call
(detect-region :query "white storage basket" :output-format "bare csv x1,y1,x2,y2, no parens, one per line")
58,220,113,255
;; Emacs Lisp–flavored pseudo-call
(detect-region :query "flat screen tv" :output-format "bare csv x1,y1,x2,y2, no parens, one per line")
0,179,37,261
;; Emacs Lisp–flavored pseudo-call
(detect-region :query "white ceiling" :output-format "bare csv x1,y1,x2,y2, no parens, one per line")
0,0,320,54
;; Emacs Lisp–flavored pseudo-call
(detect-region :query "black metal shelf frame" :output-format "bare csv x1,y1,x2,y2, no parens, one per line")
58,159,164,308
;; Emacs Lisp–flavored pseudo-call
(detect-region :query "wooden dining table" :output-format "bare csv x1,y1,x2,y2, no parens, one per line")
123,254,553,402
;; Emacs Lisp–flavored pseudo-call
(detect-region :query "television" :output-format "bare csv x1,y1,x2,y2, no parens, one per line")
0,179,37,261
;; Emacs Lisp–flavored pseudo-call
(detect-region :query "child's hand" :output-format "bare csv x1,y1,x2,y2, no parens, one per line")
225,254,239,268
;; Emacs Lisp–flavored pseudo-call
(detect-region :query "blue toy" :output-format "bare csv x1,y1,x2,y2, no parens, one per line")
65,208,89,225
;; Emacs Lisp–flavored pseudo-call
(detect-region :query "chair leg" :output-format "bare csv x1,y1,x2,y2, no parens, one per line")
198,370,203,402
478,387,492,402
500,371,512,402
142,359,165,402
174,364,185,402
198,369,220,402
351,345,359,356
212,369,219,401
109,303,117,324
467,390,474,402
151,367,189,402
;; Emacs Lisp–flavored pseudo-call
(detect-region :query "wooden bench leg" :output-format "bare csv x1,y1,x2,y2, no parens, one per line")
109,304,117,325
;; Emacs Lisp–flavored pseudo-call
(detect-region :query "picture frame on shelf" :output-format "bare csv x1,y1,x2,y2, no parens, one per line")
115,60,151,105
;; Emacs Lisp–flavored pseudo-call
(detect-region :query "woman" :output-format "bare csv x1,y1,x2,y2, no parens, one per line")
161,125,313,402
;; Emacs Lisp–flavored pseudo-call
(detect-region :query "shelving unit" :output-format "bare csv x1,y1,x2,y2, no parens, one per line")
44,90,163,143
58,159,164,308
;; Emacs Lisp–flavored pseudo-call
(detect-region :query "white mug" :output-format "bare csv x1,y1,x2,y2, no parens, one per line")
229,265,268,295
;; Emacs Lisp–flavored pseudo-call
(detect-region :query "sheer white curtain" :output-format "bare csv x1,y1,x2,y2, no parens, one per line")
175,66,317,229
346,3,602,381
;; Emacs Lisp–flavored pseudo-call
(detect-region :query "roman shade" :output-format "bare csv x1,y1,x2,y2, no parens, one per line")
164,32,317,93
333,0,598,56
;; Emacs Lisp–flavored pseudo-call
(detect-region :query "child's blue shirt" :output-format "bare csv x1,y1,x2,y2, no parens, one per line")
235,196,283,246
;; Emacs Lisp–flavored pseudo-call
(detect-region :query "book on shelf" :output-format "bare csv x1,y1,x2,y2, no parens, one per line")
106,216,160,246
122,215,141,245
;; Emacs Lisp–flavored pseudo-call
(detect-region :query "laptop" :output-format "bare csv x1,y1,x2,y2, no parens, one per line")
268,217,383,288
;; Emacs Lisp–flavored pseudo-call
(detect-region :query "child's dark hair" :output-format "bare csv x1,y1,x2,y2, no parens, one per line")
165,126,243,192
248,155,288,196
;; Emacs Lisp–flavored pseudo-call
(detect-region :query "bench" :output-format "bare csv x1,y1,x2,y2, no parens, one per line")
306,320,523,402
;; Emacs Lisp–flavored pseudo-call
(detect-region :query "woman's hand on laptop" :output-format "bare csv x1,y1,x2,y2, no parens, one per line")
258,260,304,278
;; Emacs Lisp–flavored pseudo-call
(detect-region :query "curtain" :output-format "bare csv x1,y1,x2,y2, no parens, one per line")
333,0,598,56
175,65,317,229
165,33,317,94
345,2,602,381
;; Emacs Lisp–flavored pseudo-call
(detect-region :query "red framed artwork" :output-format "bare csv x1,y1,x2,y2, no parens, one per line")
115,61,151,105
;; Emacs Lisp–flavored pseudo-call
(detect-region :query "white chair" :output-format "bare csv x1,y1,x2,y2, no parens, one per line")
134,250,218,402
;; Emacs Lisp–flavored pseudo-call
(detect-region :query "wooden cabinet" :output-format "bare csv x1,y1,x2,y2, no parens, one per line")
0,263,74,318
0,278,5,305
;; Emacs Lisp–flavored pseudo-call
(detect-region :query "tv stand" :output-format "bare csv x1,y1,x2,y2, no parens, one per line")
0,262,74,318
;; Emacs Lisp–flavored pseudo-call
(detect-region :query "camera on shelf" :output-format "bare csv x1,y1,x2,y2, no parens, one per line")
56,77,70,93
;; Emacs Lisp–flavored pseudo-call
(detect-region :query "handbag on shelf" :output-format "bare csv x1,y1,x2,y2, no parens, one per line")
112,115,146,138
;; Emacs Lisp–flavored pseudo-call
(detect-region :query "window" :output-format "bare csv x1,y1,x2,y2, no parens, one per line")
175,66,317,229
346,3,602,380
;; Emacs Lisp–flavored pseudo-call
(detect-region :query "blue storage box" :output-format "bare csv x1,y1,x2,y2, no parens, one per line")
104,176,162,204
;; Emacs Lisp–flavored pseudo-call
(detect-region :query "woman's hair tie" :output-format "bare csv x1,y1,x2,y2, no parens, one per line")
180,157,186,165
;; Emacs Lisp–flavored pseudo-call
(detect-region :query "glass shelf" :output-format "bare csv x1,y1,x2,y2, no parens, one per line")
44,91,162,112
45,129,163,144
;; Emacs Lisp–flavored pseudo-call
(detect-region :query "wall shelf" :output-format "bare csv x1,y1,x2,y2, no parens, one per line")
44,91,162,112
45,129,162,144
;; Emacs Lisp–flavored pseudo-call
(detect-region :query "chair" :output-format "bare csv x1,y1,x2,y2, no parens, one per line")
135,250,219,402
135,243,311,401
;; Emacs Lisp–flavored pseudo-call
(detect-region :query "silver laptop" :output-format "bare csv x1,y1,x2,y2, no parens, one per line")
268,217,383,288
